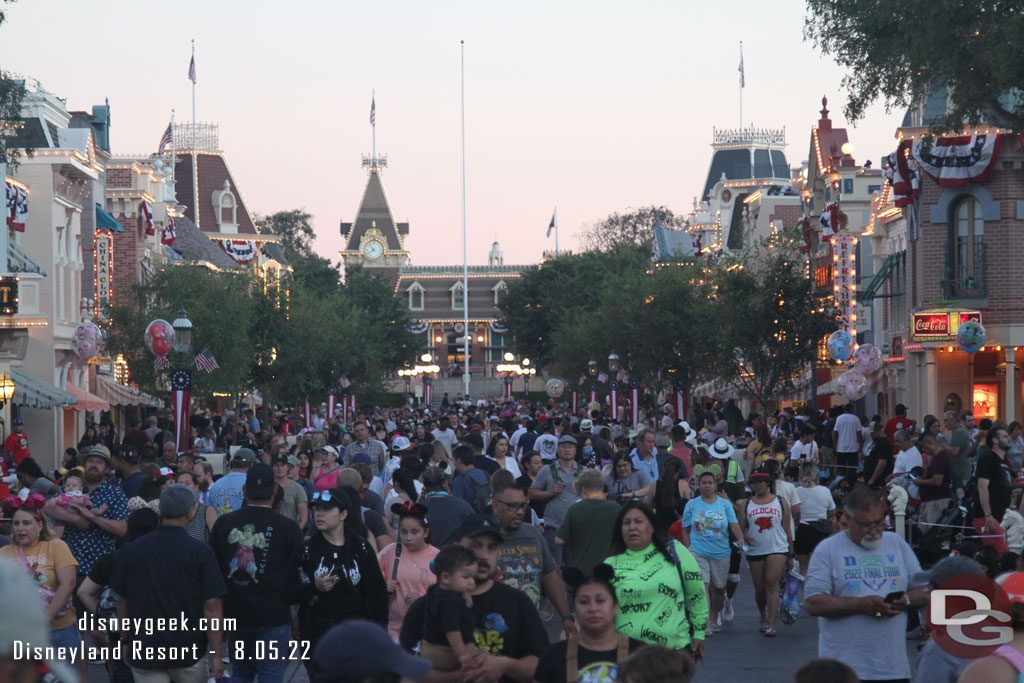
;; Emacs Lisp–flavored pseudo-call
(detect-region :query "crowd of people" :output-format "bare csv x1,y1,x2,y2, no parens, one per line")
3,394,1024,683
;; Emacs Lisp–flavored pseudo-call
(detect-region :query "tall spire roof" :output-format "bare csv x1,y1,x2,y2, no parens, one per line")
341,167,408,251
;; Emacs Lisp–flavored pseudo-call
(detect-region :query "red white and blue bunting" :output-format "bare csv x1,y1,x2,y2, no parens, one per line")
409,321,429,335
818,202,839,236
910,133,1002,188
884,141,919,207
489,321,509,335
161,218,177,246
140,201,155,236
5,180,28,232
218,239,258,265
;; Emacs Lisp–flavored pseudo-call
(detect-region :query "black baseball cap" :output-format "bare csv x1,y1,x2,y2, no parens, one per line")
245,463,274,499
455,514,504,542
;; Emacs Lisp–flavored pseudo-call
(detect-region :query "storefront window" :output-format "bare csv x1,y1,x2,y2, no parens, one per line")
973,383,998,421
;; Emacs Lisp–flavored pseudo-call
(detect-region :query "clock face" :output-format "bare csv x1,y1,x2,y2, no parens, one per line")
363,240,384,260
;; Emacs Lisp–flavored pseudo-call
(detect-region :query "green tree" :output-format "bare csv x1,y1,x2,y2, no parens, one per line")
0,4,30,168
578,206,684,252
255,209,316,259
713,229,838,409
804,0,1024,132
341,265,416,372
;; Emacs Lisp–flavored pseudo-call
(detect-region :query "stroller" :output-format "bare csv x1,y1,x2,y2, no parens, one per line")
909,497,971,566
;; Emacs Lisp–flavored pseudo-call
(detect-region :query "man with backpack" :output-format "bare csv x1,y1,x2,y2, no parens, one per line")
452,445,492,513
528,434,582,562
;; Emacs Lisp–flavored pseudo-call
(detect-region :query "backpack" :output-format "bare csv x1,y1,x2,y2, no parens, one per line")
464,471,492,514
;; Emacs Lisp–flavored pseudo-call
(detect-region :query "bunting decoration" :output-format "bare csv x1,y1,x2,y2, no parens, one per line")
303,397,312,427
608,379,620,420
911,133,1003,188
672,380,687,422
423,378,432,409
818,202,839,236
327,388,337,418
348,394,357,419
588,382,598,406
488,321,509,335
161,218,177,246
629,379,642,427
409,321,429,335
140,201,155,236
570,390,579,411
218,239,258,265
884,141,919,207
5,181,28,232
504,377,513,401
171,368,191,451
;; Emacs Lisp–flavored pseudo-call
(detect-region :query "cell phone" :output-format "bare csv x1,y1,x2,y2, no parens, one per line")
884,591,905,603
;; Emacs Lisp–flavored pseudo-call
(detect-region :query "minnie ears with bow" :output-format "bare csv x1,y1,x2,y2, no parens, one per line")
1,493,46,514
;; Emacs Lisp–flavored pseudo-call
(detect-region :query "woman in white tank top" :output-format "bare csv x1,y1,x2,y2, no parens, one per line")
741,471,793,638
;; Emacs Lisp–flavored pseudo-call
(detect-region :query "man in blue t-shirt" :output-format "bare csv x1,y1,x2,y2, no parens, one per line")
451,446,489,511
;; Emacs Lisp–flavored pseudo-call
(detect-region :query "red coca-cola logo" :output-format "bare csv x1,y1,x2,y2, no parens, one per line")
913,314,949,335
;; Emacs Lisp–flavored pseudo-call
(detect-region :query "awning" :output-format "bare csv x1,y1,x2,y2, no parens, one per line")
11,368,77,409
8,241,46,276
65,381,110,412
96,374,163,407
861,252,903,300
95,204,123,232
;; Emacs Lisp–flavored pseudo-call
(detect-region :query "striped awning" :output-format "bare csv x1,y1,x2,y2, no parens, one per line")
65,381,110,412
96,374,163,407
11,368,77,409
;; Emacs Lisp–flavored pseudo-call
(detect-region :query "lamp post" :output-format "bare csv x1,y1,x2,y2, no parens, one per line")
409,352,440,408
170,309,193,453
0,372,14,443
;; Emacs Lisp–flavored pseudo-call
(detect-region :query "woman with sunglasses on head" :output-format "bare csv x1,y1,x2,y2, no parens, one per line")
606,500,707,662
680,466,743,635
376,502,439,639
740,469,794,637
286,487,388,656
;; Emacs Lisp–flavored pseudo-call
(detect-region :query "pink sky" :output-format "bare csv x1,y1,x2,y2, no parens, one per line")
2,1,906,267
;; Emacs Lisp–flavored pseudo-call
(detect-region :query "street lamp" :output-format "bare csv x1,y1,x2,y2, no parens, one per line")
0,373,14,409
172,309,193,355
587,359,598,378
607,352,620,373
504,351,515,363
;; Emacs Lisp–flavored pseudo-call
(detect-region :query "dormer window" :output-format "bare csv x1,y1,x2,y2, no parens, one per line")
407,281,425,311
492,280,507,305
450,281,465,310
211,179,238,233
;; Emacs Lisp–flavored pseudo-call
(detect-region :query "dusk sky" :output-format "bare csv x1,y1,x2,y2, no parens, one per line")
2,1,905,267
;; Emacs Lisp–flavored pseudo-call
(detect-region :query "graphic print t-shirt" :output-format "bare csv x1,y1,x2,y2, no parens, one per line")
534,639,645,683
804,531,923,680
497,523,555,608
0,539,78,629
681,496,737,560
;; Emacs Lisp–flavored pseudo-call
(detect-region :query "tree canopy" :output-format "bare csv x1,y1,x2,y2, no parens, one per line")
805,0,1024,131
0,3,30,168
577,206,684,252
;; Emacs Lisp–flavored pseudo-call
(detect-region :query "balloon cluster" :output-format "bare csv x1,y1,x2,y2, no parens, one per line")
72,321,103,362
827,330,854,362
839,343,885,401
956,321,987,354
145,319,175,359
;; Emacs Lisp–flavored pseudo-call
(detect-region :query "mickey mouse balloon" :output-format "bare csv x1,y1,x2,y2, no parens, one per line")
72,321,103,361
144,319,175,358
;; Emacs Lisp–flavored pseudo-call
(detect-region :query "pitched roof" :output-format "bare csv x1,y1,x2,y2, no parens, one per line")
395,266,524,321
173,152,258,235
340,169,408,251
169,215,240,269
654,222,696,261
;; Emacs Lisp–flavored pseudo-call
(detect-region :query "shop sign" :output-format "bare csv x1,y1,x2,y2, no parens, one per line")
910,310,982,342
832,233,857,332
95,229,112,310
0,277,18,315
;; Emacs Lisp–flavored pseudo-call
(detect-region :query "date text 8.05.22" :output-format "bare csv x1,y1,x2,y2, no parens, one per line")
231,640,311,661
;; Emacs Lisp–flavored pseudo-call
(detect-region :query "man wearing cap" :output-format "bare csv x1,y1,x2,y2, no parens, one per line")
5,416,30,465
580,418,614,465
313,445,342,493
529,434,582,561
805,485,927,682
211,465,303,683
114,445,146,499
272,454,308,528
44,444,129,581
345,421,388,476
313,620,430,683
112,485,227,682
380,435,413,488
208,447,259,516
400,515,548,683
629,426,659,482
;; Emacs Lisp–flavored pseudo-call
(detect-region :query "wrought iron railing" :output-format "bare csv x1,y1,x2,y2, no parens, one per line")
942,238,985,298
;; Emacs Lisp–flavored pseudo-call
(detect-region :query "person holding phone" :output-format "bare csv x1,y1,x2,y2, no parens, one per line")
804,485,928,682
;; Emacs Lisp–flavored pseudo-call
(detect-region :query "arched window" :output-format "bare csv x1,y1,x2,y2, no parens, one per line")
221,193,236,225
407,281,425,311
212,180,238,232
948,196,985,297
492,280,507,305
450,281,465,310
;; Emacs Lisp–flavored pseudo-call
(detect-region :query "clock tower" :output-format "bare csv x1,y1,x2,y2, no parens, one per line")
339,155,410,286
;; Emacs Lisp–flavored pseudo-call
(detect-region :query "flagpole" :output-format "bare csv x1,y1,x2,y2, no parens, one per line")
372,88,376,165
460,40,470,400
554,205,559,257
739,41,744,130
170,109,176,202
191,39,196,148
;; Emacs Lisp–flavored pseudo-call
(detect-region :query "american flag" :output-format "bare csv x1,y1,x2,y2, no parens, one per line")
370,95,375,127
188,55,196,84
195,346,219,373
339,376,352,389
546,211,555,238
158,122,173,155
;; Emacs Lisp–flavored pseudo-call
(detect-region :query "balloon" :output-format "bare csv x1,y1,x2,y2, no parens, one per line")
545,378,566,398
957,321,987,354
144,319,175,357
827,330,854,362
72,321,103,361
852,343,884,375
838,370,868,401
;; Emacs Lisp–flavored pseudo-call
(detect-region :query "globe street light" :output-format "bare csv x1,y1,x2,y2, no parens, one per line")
608,352,620,373
171,309,193,355
587,359,598,378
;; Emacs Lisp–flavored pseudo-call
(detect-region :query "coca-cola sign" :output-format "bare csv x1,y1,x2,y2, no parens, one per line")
911,310,982,342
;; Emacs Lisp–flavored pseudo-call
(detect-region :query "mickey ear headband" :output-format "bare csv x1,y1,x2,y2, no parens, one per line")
562,563,617,589
693,464,722,477
1,493,45,514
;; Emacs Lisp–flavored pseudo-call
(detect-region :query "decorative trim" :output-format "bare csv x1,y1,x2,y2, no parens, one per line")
929,185,1001,224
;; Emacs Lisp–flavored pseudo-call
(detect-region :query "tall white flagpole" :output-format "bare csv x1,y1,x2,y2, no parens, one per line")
191,39,196,148
372,88,376,165
460,41,470,400
739,41,744,130
170,109,176,197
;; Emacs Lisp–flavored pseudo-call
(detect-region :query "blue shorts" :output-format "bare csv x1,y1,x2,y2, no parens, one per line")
49,622,82,650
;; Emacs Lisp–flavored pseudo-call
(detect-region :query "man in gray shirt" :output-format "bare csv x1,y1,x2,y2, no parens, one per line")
528,434,581,562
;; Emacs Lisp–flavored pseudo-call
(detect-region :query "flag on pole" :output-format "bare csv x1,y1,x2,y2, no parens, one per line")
158,122,173,155
195,346,219,373
188,55,196,84
546,211,555,238
738,48,745,88
370,96,375,127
